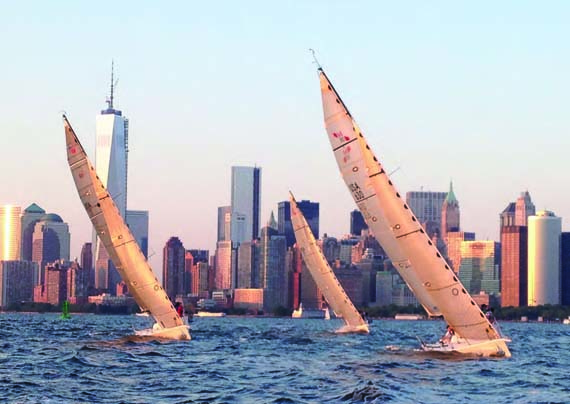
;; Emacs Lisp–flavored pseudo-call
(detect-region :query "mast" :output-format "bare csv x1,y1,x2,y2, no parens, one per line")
290,192,368,332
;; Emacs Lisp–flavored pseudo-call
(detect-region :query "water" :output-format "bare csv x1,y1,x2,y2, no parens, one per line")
1,314,569,403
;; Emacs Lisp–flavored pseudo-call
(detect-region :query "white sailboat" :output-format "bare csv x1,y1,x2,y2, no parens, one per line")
63,115,190,340
290,193,369,333
317,67,510,357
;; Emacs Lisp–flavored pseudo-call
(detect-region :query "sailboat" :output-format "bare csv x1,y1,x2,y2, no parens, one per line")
290,193,369,333
316,67,510,357
63,115,190,340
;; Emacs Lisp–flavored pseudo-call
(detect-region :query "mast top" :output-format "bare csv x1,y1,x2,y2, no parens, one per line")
309,48,322,70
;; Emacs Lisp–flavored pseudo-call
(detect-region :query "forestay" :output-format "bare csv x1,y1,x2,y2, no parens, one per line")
63,115,190,340
290,193,368,332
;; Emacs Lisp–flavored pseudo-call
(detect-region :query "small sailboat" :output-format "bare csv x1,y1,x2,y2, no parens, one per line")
290,193,369,333
63,115,190,340
316,66,510,357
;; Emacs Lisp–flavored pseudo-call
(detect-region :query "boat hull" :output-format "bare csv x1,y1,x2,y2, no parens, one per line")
135,325,191,340
420,338,511,358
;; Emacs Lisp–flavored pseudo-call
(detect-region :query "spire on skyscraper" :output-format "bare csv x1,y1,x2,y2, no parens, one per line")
268,211,277,230
445,181,458,204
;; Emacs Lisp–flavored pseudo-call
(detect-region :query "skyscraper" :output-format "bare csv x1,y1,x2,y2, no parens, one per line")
350,210,368,237
445,231,476,273
214,240,232,290
278,199,319,247
560,232,570,306
441,181,460,241
528,211,561,306
20,203,45,261
94,64,129,293
126,210,149,258
0,205,22,261
217,206,231,242
259,226,287,311
80,242,93,292
0,260,36,308
236,240,259,289
230,166,261,243
406,191,447,240
32,214,70,285
500,195,531,307
162,237,187,300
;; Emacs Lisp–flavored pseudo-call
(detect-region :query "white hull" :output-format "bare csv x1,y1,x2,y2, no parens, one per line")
195,312,226,317
419,338,511,358
135,324,191,340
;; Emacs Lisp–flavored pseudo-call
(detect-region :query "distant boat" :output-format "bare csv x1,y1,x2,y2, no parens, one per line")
291,303,327,319
563,317,570,325
195,311,226,318
290,193,368,332
394,314,424,321
316,66,510,357
63,115,189,340
135,311,150,317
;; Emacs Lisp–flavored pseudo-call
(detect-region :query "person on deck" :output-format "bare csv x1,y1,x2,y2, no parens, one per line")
440,325,455,345
175,302,184,317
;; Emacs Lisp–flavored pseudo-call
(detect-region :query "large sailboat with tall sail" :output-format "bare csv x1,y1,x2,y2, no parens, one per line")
290,192,369,333
316,65,510,357
63,115,190,340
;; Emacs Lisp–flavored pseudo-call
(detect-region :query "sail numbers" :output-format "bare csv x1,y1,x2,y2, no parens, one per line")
348,182,365,201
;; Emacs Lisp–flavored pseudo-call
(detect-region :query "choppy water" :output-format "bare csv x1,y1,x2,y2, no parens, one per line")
1,313,569,403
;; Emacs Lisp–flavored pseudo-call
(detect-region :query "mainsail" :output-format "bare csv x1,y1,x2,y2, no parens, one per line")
290,192,369,333
317,69,510,356
63,115,190,340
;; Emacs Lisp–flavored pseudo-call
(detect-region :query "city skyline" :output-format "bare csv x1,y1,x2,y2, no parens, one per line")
2,2,570,276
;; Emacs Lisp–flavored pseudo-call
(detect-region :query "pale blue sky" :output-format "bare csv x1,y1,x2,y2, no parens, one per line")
1,1,569,273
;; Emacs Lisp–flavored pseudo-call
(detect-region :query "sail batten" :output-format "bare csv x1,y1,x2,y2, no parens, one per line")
318,69,510,356
63,115,190,340
290,193,368,332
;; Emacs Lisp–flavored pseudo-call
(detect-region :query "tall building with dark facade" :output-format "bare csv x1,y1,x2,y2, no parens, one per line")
162,237,187,300
20,203,45,261
236,240,259,289
126,210,149,259
67,261,89,304
278,199,319,247
0,260,36,307
230,166,261,243
188,249,209,264
259,226,287,311
217,206,232,242
350,210,368,237
80,242,94,292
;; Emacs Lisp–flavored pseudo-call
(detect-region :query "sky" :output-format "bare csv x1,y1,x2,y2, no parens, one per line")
1,1,569,276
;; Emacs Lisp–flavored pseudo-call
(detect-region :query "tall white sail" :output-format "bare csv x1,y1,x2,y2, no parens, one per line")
63,115,190,340
290,193,368,333
318,69,510,357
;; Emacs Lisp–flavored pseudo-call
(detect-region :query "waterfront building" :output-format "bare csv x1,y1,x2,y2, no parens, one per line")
126,210,149,258
278,199,319,247
67,261,89,304
458,241,501,296
0,205,22,261
162,237,187,300
0,260,36,308
80,242,94,292
234,288,264,311
528,211,561,306
20,203,45,261
230,166,261,243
